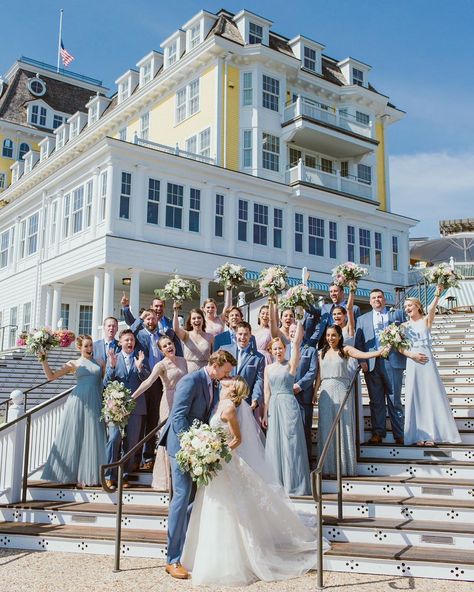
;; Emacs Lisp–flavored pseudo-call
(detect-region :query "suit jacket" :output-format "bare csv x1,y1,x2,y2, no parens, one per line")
93,338,121,366
355,308,406,372
104,351,151,415
303,305,322,348
213,330,257,353
158,367,217,457
294,344,318,406
318,301,361,348
123,306,183,357
220,343,265,405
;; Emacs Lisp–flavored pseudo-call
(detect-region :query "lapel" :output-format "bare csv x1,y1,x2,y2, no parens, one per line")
238,349,252,373
365,312,376,342
198,368,211,411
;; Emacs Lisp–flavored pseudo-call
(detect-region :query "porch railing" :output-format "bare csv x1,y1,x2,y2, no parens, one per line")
133,134,216,165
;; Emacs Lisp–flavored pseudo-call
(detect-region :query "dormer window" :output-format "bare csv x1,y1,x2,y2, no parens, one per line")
141,61,152,85
53,114,64,129
303,47,317,72
190,24,201,49
168,42,177,65
352,67,364,86
30,105,47,127
118,80,130,102
89,102,99,124
55,125,68,150
19,143,30,160
249,22,263,44
137,50,163,85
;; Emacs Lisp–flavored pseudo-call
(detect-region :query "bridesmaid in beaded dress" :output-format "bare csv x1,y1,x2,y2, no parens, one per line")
132,336,188,490
173,305,213,373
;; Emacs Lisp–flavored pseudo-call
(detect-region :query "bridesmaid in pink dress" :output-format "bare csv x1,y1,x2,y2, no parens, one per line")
132,336,187,490
254,305,272,365
202,288,233,338
173,305,213,373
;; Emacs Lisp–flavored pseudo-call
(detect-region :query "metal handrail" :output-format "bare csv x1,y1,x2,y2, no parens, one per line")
100,417,168,572
311,368,360,589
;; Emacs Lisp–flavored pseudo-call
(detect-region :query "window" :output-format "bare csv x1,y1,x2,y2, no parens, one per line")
1,229,10,268
19,220,26,258
289,148,302,167
19,143,30,160
19,213,39,256
295,213,303,253
168,42,177,66
141,61,152,85
28,77,46,96
392,236,399,271
262,75,279,112
23,302,31,333
120,172,132,219
242,72,253,106
273,208,283,248
56,127,67,150
2,139,13,158
340,161,349,177
85,181,93,228
358,164,372,185
215,194,224,237
166,183,184,229
356,111,370,126
72,186,84,234
190,24,201,48
309,216,324,256
359,228,371,265
53,114,64,129
89,102,99,124
352,67,364,86
70,118,80,138
262,133,279,171
50,201,58,243
238,199,248,241
186,135,197,154
140,112,150,140
321,158,334,174
30,105,47,127
99,171,107,221
249,22,263,44
305,154,317,169
78,304,93,335
329,221,337,259
375,232,382,268
176,79,200,123
199,128,210,158
119,127,127,141
60,303,70,329
303,46,317,71
0,172,6,189
63,194,71,238
243,130,252,167
147,178,160,225
347,225,355,262
118,80,130,103
189,79,199,116
253,203,268,246
189,188,201,232
9,307,18,348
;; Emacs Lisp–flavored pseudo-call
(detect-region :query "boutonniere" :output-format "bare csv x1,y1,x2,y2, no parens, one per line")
303,344,309,350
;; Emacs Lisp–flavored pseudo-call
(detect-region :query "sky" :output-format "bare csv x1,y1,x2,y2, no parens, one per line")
1,0,473,237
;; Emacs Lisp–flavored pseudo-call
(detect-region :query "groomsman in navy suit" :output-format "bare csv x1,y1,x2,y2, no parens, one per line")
104,329,150,489
220,321,265,411
213,306,257,352
318,283,361,348
159,350,236,579
355,288,406,445
93,316,120,365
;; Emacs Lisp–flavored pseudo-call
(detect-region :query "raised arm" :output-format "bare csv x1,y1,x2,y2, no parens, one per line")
426,285,442,328
269,296,285,341
172,303,188,341
121,294,136,327
132,360,164,399
219,288,233,321
346,287,356,338
288,319,303,375
40,358,76,381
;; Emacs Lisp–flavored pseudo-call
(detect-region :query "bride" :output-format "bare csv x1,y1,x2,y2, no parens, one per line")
181,376,329,586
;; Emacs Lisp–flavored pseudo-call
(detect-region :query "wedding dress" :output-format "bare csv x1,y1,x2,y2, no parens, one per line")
181,400,329,586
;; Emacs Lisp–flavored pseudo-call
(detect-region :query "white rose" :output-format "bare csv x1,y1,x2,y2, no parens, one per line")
34,331,43,339
191,436,203,449
193,466,203,476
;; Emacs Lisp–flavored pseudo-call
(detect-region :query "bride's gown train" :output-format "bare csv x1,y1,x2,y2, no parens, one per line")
181,401,329,586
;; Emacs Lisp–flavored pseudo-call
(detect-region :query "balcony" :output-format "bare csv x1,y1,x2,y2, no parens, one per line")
286,161,374,201
282,98,378,158
133,135,216,165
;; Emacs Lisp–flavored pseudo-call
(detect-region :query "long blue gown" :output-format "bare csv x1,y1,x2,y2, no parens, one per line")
42,357,107,486
265,362,311,495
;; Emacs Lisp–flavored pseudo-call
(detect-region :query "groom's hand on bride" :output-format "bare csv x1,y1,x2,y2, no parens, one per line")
411,352,428,364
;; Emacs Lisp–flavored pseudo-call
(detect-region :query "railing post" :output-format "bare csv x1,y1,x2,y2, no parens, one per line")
336,419,343,520
316,471,324,589
2,391,25,504
21,414,32,504
113,464,124,572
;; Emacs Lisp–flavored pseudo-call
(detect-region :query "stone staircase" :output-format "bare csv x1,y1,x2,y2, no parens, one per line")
0,313,473,582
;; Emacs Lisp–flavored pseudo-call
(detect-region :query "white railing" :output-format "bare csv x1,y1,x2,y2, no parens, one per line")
286,162,374,200
134,135,216,165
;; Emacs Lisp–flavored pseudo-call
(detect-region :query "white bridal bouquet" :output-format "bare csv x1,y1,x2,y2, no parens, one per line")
424,263,464,290
332,262,368,289
279,284,316,320
214,263,247,289
155,275,196,304
176,420,232,486
379,323,411,358
101,381,136,436
26,328,60,361
258,265,289,299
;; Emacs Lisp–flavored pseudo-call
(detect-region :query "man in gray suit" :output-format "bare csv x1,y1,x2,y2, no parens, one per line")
159,349,236,580
93,317,120,365
355,288,405,445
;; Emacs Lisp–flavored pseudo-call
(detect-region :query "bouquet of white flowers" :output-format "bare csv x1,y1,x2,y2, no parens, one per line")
379,323,411,358
279,284,316,320
26,328,60,361
424,263,464,290
214,263,247,289
258,265,288,299
176,420,232,486
155,275,196,304
101,381,136,436
332,262,368,289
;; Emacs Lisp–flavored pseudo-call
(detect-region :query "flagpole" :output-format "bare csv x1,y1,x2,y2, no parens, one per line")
57,9,64,72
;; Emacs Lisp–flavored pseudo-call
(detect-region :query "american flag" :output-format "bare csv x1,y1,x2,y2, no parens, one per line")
60,41,75,67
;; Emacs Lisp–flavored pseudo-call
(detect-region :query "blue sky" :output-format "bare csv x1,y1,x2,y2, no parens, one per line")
2,0,473,237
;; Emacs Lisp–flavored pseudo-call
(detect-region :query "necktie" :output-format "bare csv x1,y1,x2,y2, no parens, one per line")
125,354,133,372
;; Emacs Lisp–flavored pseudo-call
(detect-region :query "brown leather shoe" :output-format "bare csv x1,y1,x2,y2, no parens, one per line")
141,460,154,471
394,436,404,445
367,434,383,445
122,480,131,489
105,479,116,491
166,562,189,579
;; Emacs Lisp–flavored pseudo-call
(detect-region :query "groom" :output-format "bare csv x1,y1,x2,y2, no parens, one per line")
159,349,237,579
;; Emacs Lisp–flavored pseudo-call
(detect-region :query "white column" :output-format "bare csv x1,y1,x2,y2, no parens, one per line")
91,269,104,340
44,286,53,327
199,278,209,304
51,283,63,330
103,266,115,318
129,268,141,315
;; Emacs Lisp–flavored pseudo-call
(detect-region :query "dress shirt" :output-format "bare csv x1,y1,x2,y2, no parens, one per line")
203,367,214,406
373,308,389,348
122,351,134,372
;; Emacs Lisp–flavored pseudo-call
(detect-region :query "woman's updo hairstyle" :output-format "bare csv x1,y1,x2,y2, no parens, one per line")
225,376,250,406
76,334,92,349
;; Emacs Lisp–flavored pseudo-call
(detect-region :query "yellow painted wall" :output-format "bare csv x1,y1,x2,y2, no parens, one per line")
0,131,14,187
375,119,387,211
221,64,240,171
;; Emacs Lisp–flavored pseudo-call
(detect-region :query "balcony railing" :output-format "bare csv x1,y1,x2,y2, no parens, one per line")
133,134,216,165
286,161,373,200
283,97,373,139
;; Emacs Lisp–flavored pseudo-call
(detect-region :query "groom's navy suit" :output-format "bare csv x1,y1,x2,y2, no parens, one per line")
355,308,406,440
159,367,218,564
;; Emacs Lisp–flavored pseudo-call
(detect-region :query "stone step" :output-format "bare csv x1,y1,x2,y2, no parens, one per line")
357,458,473,479
361,430,474,444
359,444,474,462
362,415,474,431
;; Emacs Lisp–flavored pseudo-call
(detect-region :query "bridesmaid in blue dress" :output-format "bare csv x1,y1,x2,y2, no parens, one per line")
263,319,310,495
40,335,107,486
